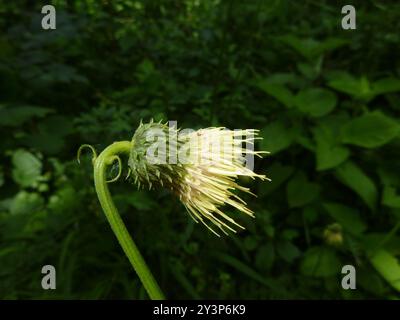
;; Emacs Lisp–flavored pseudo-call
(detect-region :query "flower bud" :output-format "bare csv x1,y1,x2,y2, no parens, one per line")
128,120,269,236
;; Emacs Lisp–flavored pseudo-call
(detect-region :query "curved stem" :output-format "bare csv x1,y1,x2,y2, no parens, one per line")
93,141,165,300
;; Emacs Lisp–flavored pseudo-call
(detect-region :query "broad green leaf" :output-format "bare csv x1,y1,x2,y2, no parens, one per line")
369,250,400,292
300,246,341,277
295,88,337,117
335,161,377,210
261,121,294,154
0,105,52,126
24,116,74,155
358,267,386,296
372,77,400,96
10,191,44,215
323,202,367,235
48,186,79,213
341,111,400,148
313,125,350,170
287,172,320,208
327,73,400,100
11,150,42,187
382,186,400,209
297,56,323,80
255,81,294,108
276,241,301,263
124,191,157,211
278,35,348,59
259,163,294,196
327,72,372,100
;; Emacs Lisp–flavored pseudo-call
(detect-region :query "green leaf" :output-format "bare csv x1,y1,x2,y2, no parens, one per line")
11,150,42,187
372,77,400,96
276,241,301,263
295,88,337,117
335,161,377,210
124,191,157,211
0,105,52,126
287,172,320,208
327,72,372,100
323,203,367,235
48,186,79,213
313,124,350,170
259,162,294,196
278,36,348,60
369,250,400,292
341,111,400,148
255,243,275,271
382,186,400,209
24,116,74,155
10,191,44,215
300,246,341,277
214,252,286,295
327,74,400,101
260,121,294,154
255,81,294,108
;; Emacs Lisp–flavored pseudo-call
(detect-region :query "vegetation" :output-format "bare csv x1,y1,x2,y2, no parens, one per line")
1,0,400,299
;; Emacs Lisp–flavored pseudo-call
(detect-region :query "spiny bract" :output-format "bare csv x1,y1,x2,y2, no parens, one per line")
128,120,269,236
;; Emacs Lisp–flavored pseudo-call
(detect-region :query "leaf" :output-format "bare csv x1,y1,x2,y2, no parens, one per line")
327,72,372,100
259,162,294,196
358,267,386,296
382,186,400,209
169,261,202,299
11,150,42,187
255,243,275,271
295,88,337,117
48,186,79,213
287,172,320,208
214,252,287,295
278,35,348,60
323,203,367,235
341,111,400,148
313,124,350,170
262,73,299,86
0,105,52,126
125,191,157,211
369,250,400,292
372,77,400,96
276,241,301,263
24,116,74,155
300,246,341,277
327,74,400,101
335,161,377,210
255,81,294,108
10,191,44,215
260,121,294,154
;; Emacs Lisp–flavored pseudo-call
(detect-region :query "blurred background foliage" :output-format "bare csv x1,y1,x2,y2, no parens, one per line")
1,0,400,299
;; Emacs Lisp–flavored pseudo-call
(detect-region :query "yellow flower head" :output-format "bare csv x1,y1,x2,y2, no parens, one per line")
128,120,269,236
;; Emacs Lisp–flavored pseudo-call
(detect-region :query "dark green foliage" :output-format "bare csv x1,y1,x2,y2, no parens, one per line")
1,0,400,299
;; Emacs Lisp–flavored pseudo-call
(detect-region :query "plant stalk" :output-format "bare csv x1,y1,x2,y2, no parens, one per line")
93,141,165,300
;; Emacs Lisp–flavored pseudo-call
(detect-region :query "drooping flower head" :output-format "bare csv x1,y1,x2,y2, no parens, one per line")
128,120,269,236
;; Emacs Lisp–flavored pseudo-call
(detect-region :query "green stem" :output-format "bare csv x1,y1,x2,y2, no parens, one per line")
93,141,165,300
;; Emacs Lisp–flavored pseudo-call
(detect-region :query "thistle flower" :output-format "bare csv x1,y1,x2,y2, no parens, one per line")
128,120,269,236
78,120,269,299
